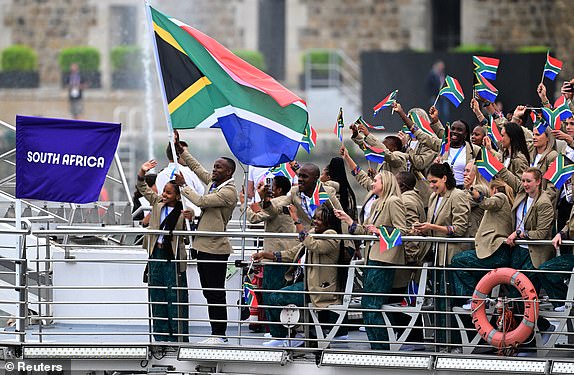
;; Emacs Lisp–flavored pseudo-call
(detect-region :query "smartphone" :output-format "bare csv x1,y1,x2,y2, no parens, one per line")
265,177,273,194
282,206,290,215
565,81,574,93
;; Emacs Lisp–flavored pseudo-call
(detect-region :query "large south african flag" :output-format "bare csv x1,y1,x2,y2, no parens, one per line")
149,6,308,167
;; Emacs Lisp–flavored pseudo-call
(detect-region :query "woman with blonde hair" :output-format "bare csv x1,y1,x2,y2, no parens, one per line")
335,170,407,350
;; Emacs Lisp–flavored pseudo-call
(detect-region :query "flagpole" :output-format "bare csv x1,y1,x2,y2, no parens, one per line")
433,84,443,108
540,50,548,84
391,90,398,114
144,1,191,233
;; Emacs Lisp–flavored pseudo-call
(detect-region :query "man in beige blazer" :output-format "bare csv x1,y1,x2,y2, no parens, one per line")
175,139,238,345
262,163,343,229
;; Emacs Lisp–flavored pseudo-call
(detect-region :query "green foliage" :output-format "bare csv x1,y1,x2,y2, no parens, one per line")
59,46,100,71
232,49,267,71
302,50,342,68
516,45,550,54
111,45,142,72
449,44,496,53
1,45,37,72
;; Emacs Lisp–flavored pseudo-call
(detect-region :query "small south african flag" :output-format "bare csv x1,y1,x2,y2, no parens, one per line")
378,226,402,253
543,51,563,81
475,146,504,182
544,153,574,190
243,281,259,308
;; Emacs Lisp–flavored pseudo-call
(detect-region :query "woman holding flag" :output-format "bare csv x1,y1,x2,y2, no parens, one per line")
483,121,530,178
137,159,194,343
334,171,407,350
252,204,343,347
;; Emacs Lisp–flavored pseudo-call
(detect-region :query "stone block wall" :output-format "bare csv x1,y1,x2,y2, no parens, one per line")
462,0,574,81
3,0,97,85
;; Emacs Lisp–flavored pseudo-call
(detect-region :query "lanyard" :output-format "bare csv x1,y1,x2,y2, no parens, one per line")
449,145,465,167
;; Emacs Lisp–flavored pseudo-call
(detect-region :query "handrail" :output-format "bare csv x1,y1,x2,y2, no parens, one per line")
31,227,574,247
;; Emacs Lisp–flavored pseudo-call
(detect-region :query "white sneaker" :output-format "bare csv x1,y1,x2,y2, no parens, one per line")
333,334,348,341
462,299,472,310
198,337,228,345
264,332,272,338
262,339,288,347
555,305,567,312
399,344,426,352
358,326,366,332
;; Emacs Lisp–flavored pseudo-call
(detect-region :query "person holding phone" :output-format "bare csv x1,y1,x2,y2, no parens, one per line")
412,162,470,351
241,175,298,316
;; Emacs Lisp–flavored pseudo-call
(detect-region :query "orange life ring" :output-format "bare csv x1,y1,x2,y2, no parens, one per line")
470,267,539,348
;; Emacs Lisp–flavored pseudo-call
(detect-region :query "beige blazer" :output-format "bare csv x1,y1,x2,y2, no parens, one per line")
180,151,238,255
402,190,431,264
280,229,341,308
474,192,514,259
511,191,556,268
245,198,298,253
492,149,529,178
352,133,408,175
137,179,187,272
467,184,489,238
427,188,471,265
405,138,436,207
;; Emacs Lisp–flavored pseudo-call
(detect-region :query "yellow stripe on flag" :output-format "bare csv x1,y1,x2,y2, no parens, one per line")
153,21,185,55
168,76,212,114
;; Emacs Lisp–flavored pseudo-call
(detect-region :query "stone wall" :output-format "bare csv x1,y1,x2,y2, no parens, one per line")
3,0,97,86
297,0,432,62
462,0,574,81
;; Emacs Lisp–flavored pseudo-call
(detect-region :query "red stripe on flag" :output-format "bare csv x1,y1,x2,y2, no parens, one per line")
548,55,563,70
179,24,303,107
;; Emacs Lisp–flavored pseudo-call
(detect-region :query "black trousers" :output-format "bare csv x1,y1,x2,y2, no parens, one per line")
197,251,230,336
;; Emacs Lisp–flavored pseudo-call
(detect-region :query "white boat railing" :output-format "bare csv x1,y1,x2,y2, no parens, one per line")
0,224,574,373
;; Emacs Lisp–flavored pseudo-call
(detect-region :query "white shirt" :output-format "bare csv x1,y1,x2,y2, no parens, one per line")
448,145,466,186
432,196,443,223
362,194,377,223
157,206,174,244
532,153,543,167
156,162,205,216
503,157,511,168
248,166,271,202
515,196,533,249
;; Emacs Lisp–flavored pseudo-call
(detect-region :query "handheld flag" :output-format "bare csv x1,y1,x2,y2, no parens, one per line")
531,109,549,134
409,111,434,137
473,72,498,103
438,75,465,108
310,181,330,209
440,124,450,156
543,51,563,81
243,282,259,308
334,107,344,142
373,90,398,117
301,124,317,153
473,56,500,81
362,144,386,164
16,116,121,204
269,163,297,180
544,153,574,189
401,125,416,139
487,115,503,143
541,106,572,131
378,226,402,253
554,95,573,121
149,6,308,167
475,146,504,182
357,116,385,131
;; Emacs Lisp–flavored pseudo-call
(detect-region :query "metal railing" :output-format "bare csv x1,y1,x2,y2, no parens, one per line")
0,225,573,360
